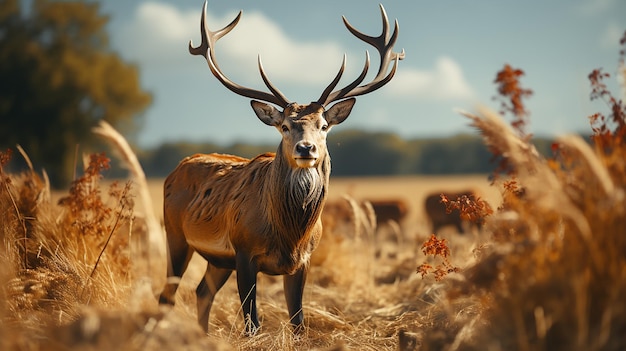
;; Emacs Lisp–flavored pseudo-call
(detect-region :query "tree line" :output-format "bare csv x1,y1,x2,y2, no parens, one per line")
138,130,558,178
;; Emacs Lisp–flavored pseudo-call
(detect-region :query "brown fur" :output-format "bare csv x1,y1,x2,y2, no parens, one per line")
163,151,326,274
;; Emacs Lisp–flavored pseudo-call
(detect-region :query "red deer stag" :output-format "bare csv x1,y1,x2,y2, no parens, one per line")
159,1,404,335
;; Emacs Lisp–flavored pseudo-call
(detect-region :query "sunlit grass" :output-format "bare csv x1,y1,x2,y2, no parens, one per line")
1,31,625,351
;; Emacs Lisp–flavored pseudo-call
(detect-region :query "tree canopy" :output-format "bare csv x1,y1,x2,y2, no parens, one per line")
138,130,559,178
0,0,151,187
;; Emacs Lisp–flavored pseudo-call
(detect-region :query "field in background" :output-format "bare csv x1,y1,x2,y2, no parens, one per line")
141,174,500,233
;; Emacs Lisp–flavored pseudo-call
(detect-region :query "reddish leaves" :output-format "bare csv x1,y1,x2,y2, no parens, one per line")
587,67,626,150
586,30,626,151
59,153,112,236
421,233,451,258
0,149,13,185
0,148,12,169
58,152,133,239
440,192,493,225
493,64,533,138
417,234,460,281
485,64,535,180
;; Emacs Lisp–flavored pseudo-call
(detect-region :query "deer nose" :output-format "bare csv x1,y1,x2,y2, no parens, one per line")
295,141,316,157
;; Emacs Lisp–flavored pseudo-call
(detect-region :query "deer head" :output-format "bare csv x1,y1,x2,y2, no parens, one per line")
188,1,405,169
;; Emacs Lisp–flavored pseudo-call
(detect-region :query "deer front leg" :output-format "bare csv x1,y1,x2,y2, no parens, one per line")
283,265,308,333
235,251,260,335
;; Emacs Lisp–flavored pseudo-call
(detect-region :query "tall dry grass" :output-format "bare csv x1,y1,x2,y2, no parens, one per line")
439,106,626,351
417,40,626,350
0,149,136,349
0,126,224,350
2,34,625,351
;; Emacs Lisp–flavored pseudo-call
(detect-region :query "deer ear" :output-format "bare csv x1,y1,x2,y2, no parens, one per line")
251,100,283,126
325,98,355,126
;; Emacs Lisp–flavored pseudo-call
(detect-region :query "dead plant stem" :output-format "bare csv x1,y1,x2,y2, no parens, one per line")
3,180,28,269
80,197,127,301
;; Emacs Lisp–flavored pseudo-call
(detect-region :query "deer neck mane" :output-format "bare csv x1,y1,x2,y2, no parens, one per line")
261,143,330,267
269,145,329,229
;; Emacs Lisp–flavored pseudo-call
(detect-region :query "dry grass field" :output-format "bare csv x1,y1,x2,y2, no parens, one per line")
2,57,625,350
3,157,499,351
3,104,625,349
137,174,498,350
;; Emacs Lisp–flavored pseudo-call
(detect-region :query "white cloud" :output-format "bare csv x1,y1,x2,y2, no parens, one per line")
116,2,196,63
216,11,346,85
601,22,624,49
385,56,474,101
116,2,347,86
137,2,195,42
575,0,616,16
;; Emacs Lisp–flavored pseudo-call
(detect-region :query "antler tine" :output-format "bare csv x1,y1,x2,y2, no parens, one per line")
317,55,347,106
321,4,404,106
258,56,290,106
344,5,402,77
189,1,290,108
188,1,241,61
317,52,370,106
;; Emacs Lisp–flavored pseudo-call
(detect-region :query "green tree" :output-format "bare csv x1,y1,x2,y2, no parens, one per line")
0,0,151,187
328,130,407,176
414,135,493,174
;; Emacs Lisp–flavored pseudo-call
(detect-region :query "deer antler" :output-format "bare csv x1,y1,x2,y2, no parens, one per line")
189,1,290,108
317,4,405,107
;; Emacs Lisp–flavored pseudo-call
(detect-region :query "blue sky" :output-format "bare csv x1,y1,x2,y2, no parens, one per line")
99,0,626,148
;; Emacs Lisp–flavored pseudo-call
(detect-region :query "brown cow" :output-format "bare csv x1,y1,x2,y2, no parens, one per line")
368,199,409,227
424,190,480,234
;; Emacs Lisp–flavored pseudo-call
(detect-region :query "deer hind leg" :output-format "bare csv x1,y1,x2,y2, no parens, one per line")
196,264,232,333
283,265,308,333
159,230,194,306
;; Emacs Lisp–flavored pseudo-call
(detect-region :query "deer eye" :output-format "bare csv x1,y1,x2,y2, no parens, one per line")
281,125,289,133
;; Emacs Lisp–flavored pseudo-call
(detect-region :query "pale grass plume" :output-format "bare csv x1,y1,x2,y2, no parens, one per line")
459,106,594,245
556,134,615,197
441,102,626,350
92,120,166,293
342,194,377,240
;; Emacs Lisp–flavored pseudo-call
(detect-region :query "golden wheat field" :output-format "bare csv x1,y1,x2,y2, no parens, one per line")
2,102,626,351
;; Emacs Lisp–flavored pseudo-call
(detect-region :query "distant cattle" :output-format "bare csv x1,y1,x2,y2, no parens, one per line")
424,190,481,234
322,199,353,226
368,199,409,227
320,196,377,237
324,198,408,227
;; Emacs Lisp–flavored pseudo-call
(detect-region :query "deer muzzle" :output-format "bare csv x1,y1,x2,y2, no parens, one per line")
294,141,318,168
